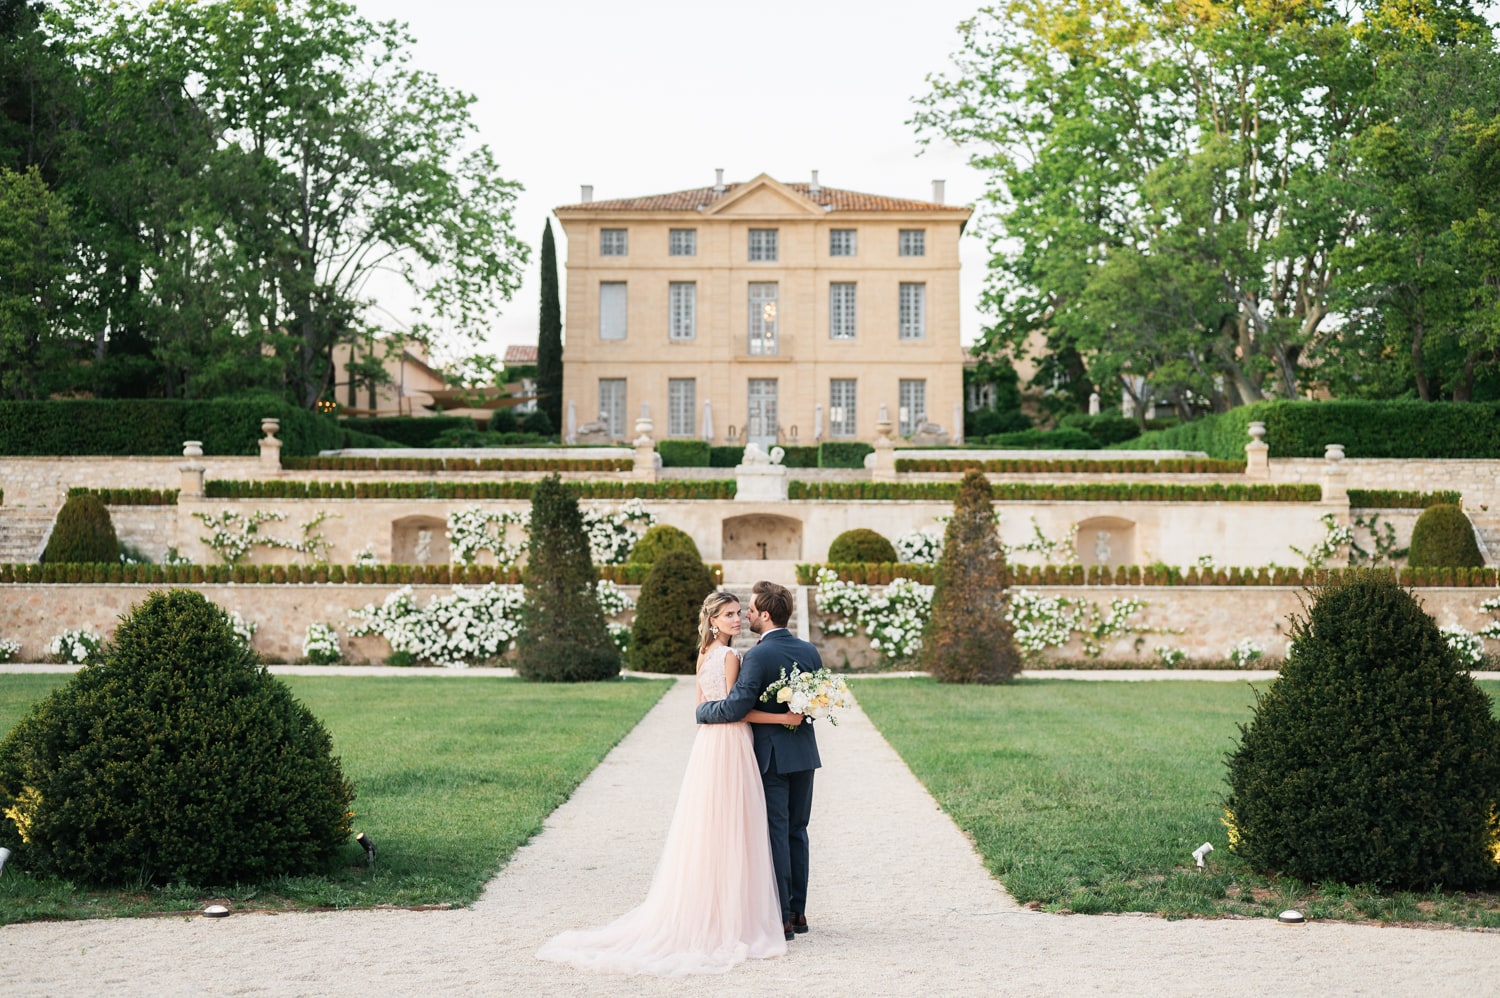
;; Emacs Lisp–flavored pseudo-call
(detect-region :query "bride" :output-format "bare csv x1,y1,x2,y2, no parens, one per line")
536,590,799,976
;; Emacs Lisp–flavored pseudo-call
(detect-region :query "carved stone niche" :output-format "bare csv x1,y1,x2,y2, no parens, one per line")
392,515,450,566
1075,516,1136,570
722,513,803,561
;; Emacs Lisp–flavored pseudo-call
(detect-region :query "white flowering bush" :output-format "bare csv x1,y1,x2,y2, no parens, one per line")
1440,625,1485,667
226,611,257,648
193,509,337,565
48,629,103,664
581,499,657,565
354,543,379,566
1290,513,1355,568
894,527,944,564
1006,589,1149,659
348,584,527,668
1227,638,1265,668
1003,516,1079,564
812,568,932,664
1155,645,1186,667
446,507,529,566
0,637,21,662
1477,596,1500,643
302,622,342,665
593,579,636,656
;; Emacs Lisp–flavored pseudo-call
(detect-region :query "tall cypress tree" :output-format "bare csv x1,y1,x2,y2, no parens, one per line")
537,218,563,432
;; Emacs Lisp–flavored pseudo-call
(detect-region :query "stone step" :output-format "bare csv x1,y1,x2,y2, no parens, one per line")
0,510,56,563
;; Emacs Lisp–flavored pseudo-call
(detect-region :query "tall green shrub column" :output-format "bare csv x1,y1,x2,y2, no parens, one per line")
514,475,620,681
537,219,563,433
630,549,715,674
41,492,119,564
920,469,1020,683
0,590,355,886
1225,572,1500,889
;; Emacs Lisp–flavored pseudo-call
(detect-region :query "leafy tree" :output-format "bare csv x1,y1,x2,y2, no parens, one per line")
537,217,563,432
0,165,77,398
920,470,1019,683
514,475,619,682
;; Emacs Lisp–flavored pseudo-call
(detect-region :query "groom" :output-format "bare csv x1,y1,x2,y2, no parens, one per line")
696,580,821,942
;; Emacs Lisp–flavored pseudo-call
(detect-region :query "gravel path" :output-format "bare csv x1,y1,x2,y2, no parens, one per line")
1,674,1496,996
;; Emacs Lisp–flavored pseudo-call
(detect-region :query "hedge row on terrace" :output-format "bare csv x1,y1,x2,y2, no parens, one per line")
204,479,737,500
0,562,721,586
0,400,340,457
799,562,1500,588
788,481,1321,502
282,456,632,472
895,457,1247,474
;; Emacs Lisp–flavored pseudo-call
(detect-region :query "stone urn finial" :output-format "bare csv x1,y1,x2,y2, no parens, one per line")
182,440,203,458
1324,443,1345,464
1248,421,1266,444
261,417,280,440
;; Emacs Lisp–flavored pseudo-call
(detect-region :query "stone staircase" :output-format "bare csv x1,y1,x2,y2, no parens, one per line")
1470,512,1500,565
0,508,55,563
721,582,810,648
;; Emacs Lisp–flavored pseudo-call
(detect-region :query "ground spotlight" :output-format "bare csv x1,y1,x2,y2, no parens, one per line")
356,832,376,868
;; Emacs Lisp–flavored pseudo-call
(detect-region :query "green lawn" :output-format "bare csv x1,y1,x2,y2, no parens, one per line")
0,674,670,925
856,677,1500,928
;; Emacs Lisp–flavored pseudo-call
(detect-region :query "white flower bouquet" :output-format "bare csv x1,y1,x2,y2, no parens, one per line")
759,665,854,728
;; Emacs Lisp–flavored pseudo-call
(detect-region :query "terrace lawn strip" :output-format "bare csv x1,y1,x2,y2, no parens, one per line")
0,674,670,924
855,677,1500,927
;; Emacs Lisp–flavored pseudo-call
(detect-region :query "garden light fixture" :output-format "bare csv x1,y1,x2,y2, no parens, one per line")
356,831,377,868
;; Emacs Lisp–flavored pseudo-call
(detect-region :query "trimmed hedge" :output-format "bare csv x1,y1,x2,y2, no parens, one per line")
1348,489,1464,508
337,416,476,448
798,562,1500,588
0,561,723,586
1116,400,1500,459
709,446,744,467
204,479,736,500
656,440,710,467
281,455,632,472
818,441,874,468
1408,504,1484,568
827,528,898,564
895,457,1246,474
0,399,340,457
789,481,1321,502
975,427,1099,449
67,487,180,506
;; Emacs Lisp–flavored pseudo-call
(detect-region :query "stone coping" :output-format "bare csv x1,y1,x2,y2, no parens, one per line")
323,447,634,459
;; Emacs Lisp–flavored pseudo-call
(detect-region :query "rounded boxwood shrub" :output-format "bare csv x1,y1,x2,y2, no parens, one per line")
41,492,119,564
827,528,897,565
1407,503,1483,568
628,524,701,566
1224,572,1500,889
629,549,715,674
0,589,355,886
519,408,554,436
487,407,519,433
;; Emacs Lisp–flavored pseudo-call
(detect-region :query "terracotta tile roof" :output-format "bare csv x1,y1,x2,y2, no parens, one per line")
503,344,538,364
556,181,969,214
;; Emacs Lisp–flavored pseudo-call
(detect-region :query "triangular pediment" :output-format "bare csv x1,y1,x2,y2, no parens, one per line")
703,174,826,217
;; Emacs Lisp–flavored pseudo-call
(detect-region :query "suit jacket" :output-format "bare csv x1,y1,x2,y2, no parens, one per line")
696,628,822,775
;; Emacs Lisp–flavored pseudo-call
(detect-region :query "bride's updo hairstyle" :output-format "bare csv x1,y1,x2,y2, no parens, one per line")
698,591,740,653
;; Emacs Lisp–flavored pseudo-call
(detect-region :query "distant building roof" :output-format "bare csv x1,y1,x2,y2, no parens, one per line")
556,180,968,214
504,345,538,364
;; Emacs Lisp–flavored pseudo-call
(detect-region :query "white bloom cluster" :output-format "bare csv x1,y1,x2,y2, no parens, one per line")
0,637,21,662
813,569,932,664
894,528,944,564
1003,517,1079,564
1290,513,1355,568
354,543,379,566
226,611,257,647
192,509,337,565
302,622,342,664
1006,590,1149,659
1155,645,1186,667
48,629,102,664
594,579,635,617
1440,625,1485,667
348,584,527,668
446,507,529,566
1226,638,1265,668
581,499,657,565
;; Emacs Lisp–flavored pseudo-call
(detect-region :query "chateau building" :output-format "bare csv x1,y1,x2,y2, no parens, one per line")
553,171,971,448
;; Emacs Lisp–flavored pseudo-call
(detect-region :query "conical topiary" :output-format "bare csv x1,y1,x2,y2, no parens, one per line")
827,528,897,564
919,470,1019,683
1407,503,1483,568
629,549,715,674
0,589,355,886
514,475,620,681
1224,572,1500,889
42,491,119,564
627,524,701,567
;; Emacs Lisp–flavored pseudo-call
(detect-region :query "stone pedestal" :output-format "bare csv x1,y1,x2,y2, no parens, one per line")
1320,443,1348,507
179,463,205,498
1244,421,1269,479
632,410,658,482
259,417,283,472
735,443,788,501
869,406,898,482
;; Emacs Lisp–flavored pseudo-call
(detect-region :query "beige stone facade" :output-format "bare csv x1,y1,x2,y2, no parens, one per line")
554,173,971,447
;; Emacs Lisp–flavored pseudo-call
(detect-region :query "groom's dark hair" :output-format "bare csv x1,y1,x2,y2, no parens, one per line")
752,580,793,627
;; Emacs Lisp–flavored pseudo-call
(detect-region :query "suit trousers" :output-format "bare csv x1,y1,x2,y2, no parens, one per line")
762,767,815,920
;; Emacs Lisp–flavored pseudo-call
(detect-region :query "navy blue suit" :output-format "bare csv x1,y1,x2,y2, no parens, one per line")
696,628,821,922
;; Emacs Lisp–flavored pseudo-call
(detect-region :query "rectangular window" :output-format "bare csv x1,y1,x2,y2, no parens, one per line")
899,379,926,437
829,380,857,439
599,379,627,438
669,282,696,341
748,228,778,262
748,378,778,448
829,229,856,257
599,282,627,340
668,379,696,438
748,282,779,355
898,229,926,257
600,228,627,256
899,283,926,340
829,283,857,340
669,228,697,256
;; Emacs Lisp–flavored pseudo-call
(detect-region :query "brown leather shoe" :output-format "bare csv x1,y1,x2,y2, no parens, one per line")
791,912,809,934
782,920,796,941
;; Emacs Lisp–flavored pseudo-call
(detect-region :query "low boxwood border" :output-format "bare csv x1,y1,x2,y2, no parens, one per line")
0,562,721,586
799,562,1499,588
204,479,736,500
895,457,1247,474
281,456,633,472
789,481,1321,502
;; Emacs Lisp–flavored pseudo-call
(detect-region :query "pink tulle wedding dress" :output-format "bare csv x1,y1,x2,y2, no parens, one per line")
535,644,786,976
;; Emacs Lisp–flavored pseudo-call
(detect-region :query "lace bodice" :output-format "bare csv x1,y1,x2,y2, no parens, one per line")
697,644,731,701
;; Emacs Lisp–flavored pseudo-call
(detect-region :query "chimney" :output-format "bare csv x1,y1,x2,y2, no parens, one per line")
713,168,725,194
932,179,946,205
580,184,593,204
809,169,821,195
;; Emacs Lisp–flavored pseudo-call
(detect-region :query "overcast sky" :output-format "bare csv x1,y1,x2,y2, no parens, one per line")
348,0,992,363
